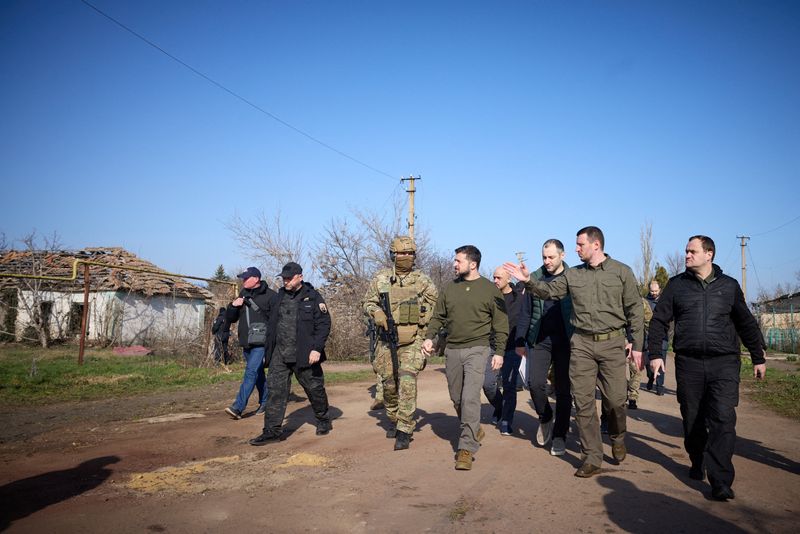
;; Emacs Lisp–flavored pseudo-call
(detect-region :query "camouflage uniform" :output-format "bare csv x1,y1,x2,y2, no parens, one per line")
627,298,654,402
362,239,438,436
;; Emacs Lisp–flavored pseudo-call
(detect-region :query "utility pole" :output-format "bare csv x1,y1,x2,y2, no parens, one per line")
401,175,420,240
737,235,750,301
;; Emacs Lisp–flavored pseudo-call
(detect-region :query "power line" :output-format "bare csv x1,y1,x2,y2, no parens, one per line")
79,0,397,181
751,214,800,237
746,245,763,297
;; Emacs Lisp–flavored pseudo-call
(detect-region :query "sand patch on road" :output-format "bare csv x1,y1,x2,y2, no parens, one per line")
126,455,241,493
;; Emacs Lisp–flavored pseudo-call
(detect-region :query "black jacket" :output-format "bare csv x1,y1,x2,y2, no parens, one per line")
265,282,331,368
647,264,764,364
211,311,230,343
225,280,276,349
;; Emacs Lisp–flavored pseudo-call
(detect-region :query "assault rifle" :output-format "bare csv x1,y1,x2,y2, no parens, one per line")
377,292,400,389
365,319,378,363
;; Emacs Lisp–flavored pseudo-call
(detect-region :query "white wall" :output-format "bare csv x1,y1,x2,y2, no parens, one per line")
14,289,206,344
115,292,206,344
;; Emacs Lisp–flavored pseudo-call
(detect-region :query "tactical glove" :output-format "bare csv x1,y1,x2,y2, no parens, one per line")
373,308,388,330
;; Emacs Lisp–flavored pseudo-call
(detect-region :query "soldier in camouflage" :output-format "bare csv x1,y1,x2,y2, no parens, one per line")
362,236,438,450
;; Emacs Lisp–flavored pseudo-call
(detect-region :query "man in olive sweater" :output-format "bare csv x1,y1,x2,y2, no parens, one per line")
422,245,508,471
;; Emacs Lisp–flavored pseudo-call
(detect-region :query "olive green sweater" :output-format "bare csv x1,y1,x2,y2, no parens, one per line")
426,276,508,350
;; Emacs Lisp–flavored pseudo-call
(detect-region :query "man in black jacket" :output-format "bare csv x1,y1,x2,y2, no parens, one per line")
224,267,276,420
250,262,333,445
648,235,766,501
211,307,231,365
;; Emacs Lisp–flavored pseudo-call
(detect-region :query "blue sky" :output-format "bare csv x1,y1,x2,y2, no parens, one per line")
1,0,798,299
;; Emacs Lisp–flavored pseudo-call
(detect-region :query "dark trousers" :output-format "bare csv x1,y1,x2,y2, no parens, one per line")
646,339,669,387
213,336,230,365
263,357,330,434
482,355,502,420
529,337,572,439
675,354,741,488
500,350,522,426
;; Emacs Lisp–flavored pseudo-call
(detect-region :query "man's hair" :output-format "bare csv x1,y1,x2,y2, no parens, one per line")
542,239,564,253
689,235,716,260
455,245,482,268
576,226,605,249
649,280,661,289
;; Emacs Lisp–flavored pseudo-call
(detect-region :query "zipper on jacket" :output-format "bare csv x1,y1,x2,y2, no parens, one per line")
702,284,707,355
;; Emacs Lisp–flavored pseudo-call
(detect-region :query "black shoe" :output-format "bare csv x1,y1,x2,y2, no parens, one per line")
656,386,665,396
255,403,267,416
386,425,397,439
394,431,411,450
646,378,654,391
249,431,282,446
225,407,242,420
316,421,333,436
712,484,735,501
628,399,638,410
689,464,705,481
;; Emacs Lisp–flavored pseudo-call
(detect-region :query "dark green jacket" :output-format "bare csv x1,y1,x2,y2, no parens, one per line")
518,264,574,346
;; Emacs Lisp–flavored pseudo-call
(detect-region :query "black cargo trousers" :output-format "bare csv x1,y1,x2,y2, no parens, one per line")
675,353,740,488
262,356,330,435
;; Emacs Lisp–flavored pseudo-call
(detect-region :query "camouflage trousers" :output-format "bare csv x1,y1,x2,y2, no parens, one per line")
373,338,425,434
627,357,641,401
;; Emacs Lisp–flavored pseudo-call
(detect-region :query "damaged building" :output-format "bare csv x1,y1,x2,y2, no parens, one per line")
0,247,213,345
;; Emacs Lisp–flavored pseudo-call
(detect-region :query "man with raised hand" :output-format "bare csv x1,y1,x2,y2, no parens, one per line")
505,226,643,478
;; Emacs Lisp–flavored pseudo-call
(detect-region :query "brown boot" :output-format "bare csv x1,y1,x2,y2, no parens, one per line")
455,449,473,470
477,426,485,443
370,399,384,411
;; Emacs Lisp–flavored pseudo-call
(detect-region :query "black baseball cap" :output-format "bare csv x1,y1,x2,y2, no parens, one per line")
237,266,262,279
279,262,303,278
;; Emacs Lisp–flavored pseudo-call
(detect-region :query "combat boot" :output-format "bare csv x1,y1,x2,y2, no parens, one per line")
394,431,411,450
455,449,473,470
386,425,397,438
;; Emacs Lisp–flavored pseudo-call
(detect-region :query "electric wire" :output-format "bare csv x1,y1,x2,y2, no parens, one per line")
746,244,763,298
751,214,800,237
79,0,397,181
719,240,737,276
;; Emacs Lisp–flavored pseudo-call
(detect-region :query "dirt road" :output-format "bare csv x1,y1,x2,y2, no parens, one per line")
1,361,798,533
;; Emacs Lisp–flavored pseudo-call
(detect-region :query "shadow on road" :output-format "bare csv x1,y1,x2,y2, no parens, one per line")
282,404,343,438
0,455,120,531
598,476,750,533
629,407,800,476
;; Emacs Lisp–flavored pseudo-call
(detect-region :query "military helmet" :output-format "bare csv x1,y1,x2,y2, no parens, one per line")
390,236,416,254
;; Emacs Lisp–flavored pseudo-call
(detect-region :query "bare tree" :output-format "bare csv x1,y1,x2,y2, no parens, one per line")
227,210,308,285
664,250,684,277
226,201,451,360
635,221,654,294
1,231,64,348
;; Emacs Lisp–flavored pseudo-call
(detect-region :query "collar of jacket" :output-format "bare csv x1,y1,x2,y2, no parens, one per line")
241,280,269,297
680,263,723,284
533,262,570,280
280,281,314,298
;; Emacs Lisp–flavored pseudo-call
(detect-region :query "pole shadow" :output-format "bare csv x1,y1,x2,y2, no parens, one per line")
0,455,120,531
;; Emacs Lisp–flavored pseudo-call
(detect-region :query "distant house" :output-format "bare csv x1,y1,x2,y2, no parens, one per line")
755,291,800,353
0,247,213,345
